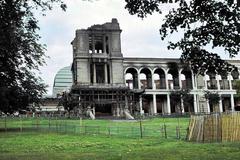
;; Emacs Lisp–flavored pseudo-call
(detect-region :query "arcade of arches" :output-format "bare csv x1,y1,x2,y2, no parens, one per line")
124,61,240,114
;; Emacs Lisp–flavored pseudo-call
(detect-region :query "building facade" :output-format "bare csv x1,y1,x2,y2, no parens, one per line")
70,19,240,117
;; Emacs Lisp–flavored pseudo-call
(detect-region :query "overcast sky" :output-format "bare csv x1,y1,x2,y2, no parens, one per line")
37,0,239,95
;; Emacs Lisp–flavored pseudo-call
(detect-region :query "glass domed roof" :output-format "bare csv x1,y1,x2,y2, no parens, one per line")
52,66,72,97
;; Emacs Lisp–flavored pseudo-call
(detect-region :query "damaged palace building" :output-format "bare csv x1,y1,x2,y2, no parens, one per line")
54,18,240,118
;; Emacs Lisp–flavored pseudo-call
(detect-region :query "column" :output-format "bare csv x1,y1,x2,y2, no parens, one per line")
93,63,96,83
152,73,156,90
181,98,184,113
153,94,157,114
133,73,138,89
147,73,152,89
219,96,223,113
166,94,171,114
109,63,113,84
165,72,169,90
104,63,108,84
125,95,128,109
231,94,235,111
138,72,141,89
216,74,221,90
92,35,95,54
179,70,182,89
204,74,208,90
139,95,143,114
191,72,196,89
206,99,210,113
229,73,233,90
103,36,106,54
193,94,198,113
116,105,120,117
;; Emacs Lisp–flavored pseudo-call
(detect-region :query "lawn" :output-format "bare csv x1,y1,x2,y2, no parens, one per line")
1,132,240,160
1,117,240,160
0,117,190,139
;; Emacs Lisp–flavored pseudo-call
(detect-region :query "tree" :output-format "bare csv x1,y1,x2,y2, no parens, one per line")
58,92,79,117
0,0,66,114
125,0,240,75
170,89,191,113
204,91,220,112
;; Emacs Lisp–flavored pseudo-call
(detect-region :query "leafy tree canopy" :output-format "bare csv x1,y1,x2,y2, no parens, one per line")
0,0,66,114
125,0,240,75
204,91,220,105
58,92,79,114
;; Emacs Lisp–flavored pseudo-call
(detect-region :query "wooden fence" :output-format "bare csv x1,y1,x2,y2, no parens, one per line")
187,112,240,142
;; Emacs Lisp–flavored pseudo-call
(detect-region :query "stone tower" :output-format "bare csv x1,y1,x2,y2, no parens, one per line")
71,19,135,118
71,18,124,86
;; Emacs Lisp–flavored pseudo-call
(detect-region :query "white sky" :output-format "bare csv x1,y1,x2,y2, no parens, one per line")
37,0,239,95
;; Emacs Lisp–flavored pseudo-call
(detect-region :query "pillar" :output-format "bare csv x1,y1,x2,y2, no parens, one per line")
179,70,182,89
229,73,233,90
109,63,113,84
104,63,108,84
166,94,171,114
192,72,196,89
103,36,106,54
217,74,221,90
92,35,95,53
133,73,138,89
181,97,184,113
138,72,141,89
204,74,208,90
139,95,143,114
116,105,120,117
231,94,235,111
206,99,210,113
125,95,128,109
93,63,96,83
219,96,223,113
152,73,156,90
147,73,152,89
153,94,157,114
193,94,198,113
165,72,169,90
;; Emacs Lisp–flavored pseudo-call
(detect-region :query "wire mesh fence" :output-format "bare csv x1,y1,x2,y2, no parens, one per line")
0,116,189,140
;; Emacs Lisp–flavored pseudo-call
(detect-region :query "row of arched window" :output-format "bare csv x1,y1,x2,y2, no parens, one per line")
124,66,240,90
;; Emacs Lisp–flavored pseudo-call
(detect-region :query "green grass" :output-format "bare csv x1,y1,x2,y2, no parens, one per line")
0,117,190,139
1,132,240,160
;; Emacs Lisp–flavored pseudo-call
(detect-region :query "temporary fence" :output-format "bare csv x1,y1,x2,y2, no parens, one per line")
0,116,189,140
187,112,240,143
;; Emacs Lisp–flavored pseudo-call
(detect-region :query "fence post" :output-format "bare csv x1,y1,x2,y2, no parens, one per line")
108,126,111,137
176,126,180,139
164,124,167,139
139,119,143,138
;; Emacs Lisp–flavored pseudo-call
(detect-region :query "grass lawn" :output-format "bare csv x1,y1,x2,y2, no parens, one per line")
0,117,190,139
1,131,240,160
